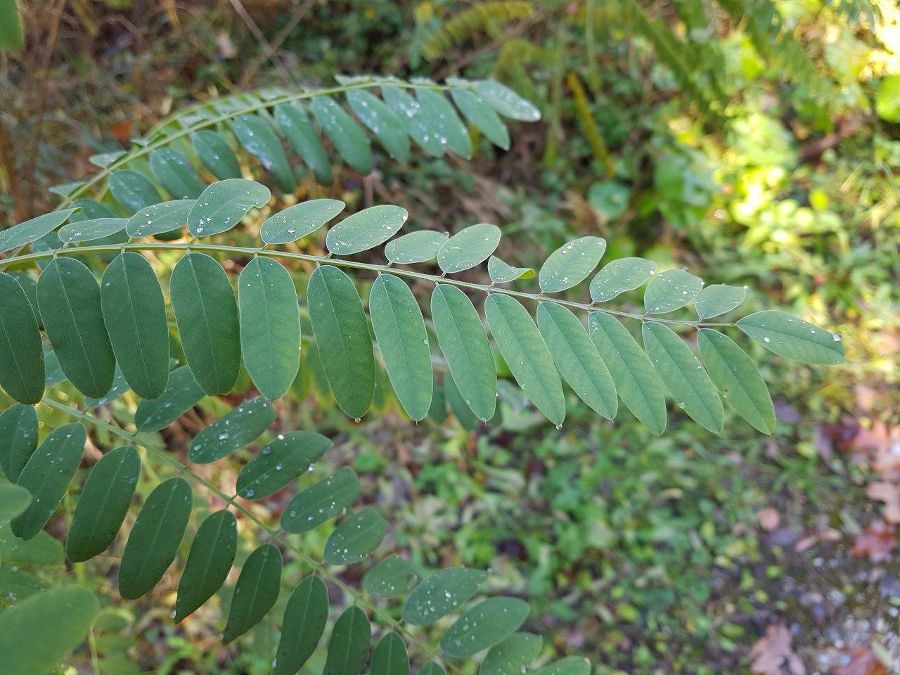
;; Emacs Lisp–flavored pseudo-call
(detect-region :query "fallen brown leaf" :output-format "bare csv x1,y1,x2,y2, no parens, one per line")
758,507,781,532
866,482,900,523
750,623,806,675
830,646,889,675
850,519,897,563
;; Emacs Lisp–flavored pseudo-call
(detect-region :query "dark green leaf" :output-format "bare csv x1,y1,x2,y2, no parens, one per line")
384,230,448,264
274,575,329,675
150,148,206,199
0,209,79,253
694,284,746,319
362,554,420,599
538,236,606,293
232,115,296,193
191,130,242,180
643,269,704,314
325,205,408,256
481,633,543,675
274,104,333,184
441,598,530,657
0,527,64,567
126,199,194,238
189,396,275,464
371,632,409,675
437,223,501,273
311,95,373,174
324,507,387,565
0,274,45,404
444,372,480,430
346,90,410,162
323,605,370,675
401,567,487,625
108,170,163,212
736,310,844,365
280,467,360,534
222,543,282,643
236,431,332,499
473,80,541,121
189,178,271,238
449,87,510,149
134,365,205,432
590,257,657,303
260,199,345,245
428,377,448,423
174,510,237,622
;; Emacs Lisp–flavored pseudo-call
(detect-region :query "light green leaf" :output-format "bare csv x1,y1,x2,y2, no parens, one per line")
274,575,329,675
695,284,746,319
261,199,345,244
0,209,79,253
239,257,301,400
644,269,704,314
736,310,844,365
108,170,163,212
311,95,373,174
126,199,194,238
189,396,275,464
174,510,237,623
101,253,170,399
539,236,606,293
441,598,530,658
369,274,433,421
382,86,445,157
437,223,501,273
325,205,408,256
473,80,541,121
534,656,592,675
57,217,128,243
346,90,411,162
274,104,334,185
66,446,140,562
384,230,448,264
371,632,410,675
0,0,24,52
232,115,296,193
589,257,656,302
236,431,332,499
134,366,205,432
280,467,360,533
431,285,497,421
0,404,37,482
188,178,271,238
420,663,447,675
401,567,487,625
362,555,421,599
487,256,533,284
323,605,371,675
537,302,617,420
308,265,375,419
223,543,283,644
150,148,206,199
37,258,115,399
0,484,30,524
588,312,666,435
0,527,64,567
481,633,543,675
0,275,45,404
191,130,242,180
450,87,510,149
417,88,472,158
486,295,565,425
324,507,388,565
699,329,775,434
642,322,724,433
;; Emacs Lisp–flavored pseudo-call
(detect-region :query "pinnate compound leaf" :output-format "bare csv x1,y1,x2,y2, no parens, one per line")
323,605,371,675
0,274,45,404
188,178,271,237
450,87,510,149
431,284,497,421
371,632,410,675
346,89,411,162
274,575,329,675
401,567,488,625
481,633,543,675
308,265,375,419
274,104,334,184
590,257,657,302
437,223,501,273
534,656,592,675
174,510,237,622
191,130,242,180
189,396,275,464
642,322,724,433
261,199,345,244
441,598,530,658
126,199,194,238
363,555,420,598
0,404,37,482
66,446,140,562
694,283,746,319
236,431,332,499
239,257,301,400
134,365,205,432
232,115,296,193
385,230,448,264
487,256,533,284
473,80,541,121
311,95,373,175
170,253,241,395
119,477,192,599
736,310,844,365
223,543,283,644
0,209,79,253
539,236,606,293
326,205,408,256
369,274,433,421
644,269,704,314
699,329,775,434
281,467,361,533
324,507,388,565
0,483,30,524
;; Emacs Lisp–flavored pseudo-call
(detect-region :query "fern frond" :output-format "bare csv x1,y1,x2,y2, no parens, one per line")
422,1,536,61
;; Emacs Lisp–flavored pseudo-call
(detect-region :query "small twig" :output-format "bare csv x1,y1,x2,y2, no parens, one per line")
227,0,297,85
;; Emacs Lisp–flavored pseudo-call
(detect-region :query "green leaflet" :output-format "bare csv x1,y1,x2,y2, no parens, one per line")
474,80,542,121
134,366,205,432
420,663,447,675
66,446,140,562
274,104,334,185
450,87,510,150
590,257,657,302
311,95,373,175
222,543,283,644
11,424,85,540
362,554,421,599
274,575,329,675
174,510,237,622
369,274,433,421
428,377,448,424
537,302,617,420
0,209,79,253
437,223,501,273
126,199,195,238
101,253,170,399
0,586,99,675
538,236,607,293
323,605,371,675
324,507,388,565
737,310,844,365
108,170,163,212
371,632,410,675
37,258,116,399
307,265,375,419
346,89,411,162
280,467,361,534
385,230,449,264
643,269,704,314
642,322,724,433
588,312,667,435
0,483,30,524
191,130,242,180
416,88,472,158
0,565,47,605
0,0,23,52
401,567,488,625
260,199,346,245
533,656,592,675
84,366,129,407
171,253,242,395
0,526,64,567
485,294,565,426
188,178,271,238
445,371,480,430
441,598,530,658
189,396,275,464
0,405,38,481
382,85,445,157
0,274,45,404
487,256,533,284
239,257,301,400
149,147,206,199
57,217,127,244
232,114,296,193
699,329,776,433
481,633,543,675
325,205,408,256
236,430,332,499
694,284,746,319
118,477,192,600
431,285,497,421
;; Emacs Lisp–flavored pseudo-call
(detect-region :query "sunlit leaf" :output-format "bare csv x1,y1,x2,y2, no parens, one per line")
281,467,361,533
736,310,844,365
644,269,704,314
223,543,282,643
589,257,657,303
236,431,332,499
174,510,237,623
437,223,501,274
694,284,746,319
